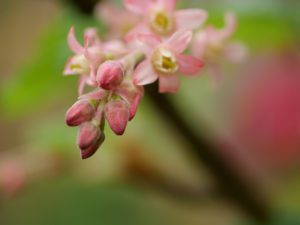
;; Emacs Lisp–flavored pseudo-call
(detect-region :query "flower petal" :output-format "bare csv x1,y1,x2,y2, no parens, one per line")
220,12,236,40
84,28,101,46
124,0,150,14
125,23,151,42
191,31,208,59
157,0,176,11
137,34,162,49
133,60,158,86
63,57,77,76
165,29,192,54
175,9,208,30
115,80,144,120
159,75,180,93
78,75,87,95
103,40,128,57
177,54,204,76
84,46,102,67
224,42,247,63
67,26,83,54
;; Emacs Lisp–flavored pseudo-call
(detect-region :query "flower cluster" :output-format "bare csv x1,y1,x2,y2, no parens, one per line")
64,0,245,159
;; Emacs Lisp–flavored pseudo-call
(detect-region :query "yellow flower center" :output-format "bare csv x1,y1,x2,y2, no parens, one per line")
70,54,90,74
149,10,174,36
205,42,225,62
151,48,178,75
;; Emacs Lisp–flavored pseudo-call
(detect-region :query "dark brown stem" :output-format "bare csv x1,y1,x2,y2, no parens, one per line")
145,83,270,223
64,0,99,14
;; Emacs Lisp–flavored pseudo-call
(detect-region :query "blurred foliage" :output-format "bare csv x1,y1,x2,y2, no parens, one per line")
0,7,104,118
0,180,177,225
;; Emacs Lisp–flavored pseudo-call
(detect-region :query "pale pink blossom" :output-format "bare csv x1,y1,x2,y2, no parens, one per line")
124,0,207,40
64,27,128,94
95,1,139,39
192,12,246,84
133,29,203,93
64,27,102,94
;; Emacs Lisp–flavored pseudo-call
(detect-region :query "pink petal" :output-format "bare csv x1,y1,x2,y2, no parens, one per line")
165,29,192,54
105,100,130,135
125,23,151,43
78,75,87,95
159,75,180,93
103,40,128,57
220,12,236,40
84,28,101,46
157,0,176,11
84,46,102,67
124,0,150,14
191,31,208,59
177,54,204,76
115,80,144,120
136,34,162,49
89,64,97,84
63,57,77,76
224,42,247,63
133,60,158,86
175,9,208,30
128,89,143,120
67,26,83,54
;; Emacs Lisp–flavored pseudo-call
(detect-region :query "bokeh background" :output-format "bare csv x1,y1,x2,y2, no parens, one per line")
0,0,300,224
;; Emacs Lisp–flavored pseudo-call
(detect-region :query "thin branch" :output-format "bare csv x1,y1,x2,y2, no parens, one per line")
145,83,270,222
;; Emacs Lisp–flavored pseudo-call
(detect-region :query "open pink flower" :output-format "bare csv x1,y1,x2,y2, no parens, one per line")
192,12,246,84
124,0,207,40
64,27,128,94
133,29,203,93
95,1,139,39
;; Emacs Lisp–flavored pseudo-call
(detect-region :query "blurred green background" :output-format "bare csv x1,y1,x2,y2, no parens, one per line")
0,0,300,224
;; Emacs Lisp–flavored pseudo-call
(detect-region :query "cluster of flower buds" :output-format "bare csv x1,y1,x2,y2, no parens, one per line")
64,0,245,159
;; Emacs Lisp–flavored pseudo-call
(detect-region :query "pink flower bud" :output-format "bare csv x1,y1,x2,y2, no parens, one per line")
66,100,95,127
96,60,124,90
80,133,105,160
77,122,101,150
105,99,130,135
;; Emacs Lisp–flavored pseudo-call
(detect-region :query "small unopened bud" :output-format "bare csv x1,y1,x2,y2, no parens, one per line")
97,60,124,90
66,100,95,127
105,99,130,135
80,133,105,160
77,122,101,150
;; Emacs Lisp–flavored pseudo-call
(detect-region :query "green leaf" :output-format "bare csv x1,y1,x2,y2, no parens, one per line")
0,8,104,118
